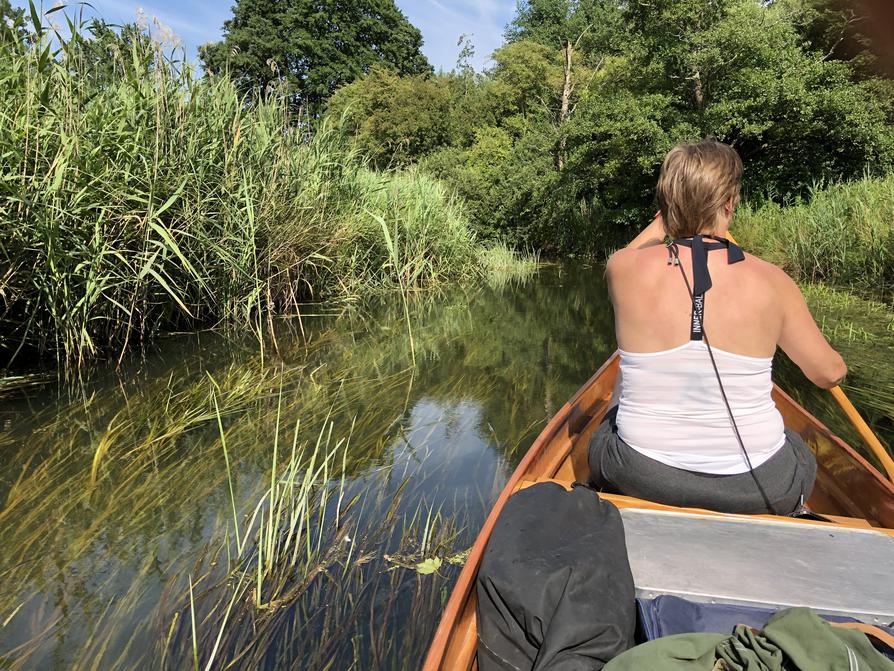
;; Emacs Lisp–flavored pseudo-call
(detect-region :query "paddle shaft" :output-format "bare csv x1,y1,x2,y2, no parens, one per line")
828,386,894,481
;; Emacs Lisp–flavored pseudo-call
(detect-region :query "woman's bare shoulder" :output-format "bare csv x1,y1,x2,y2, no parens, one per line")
606,244,666,274
742,251,794,282
739,251,803,304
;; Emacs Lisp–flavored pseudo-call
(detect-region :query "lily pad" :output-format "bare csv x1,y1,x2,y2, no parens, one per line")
415,557,442,575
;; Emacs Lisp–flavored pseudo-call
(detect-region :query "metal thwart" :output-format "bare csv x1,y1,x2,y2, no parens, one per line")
620,507,894,624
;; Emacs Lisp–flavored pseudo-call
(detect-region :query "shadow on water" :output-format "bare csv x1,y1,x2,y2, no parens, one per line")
1,265,891,669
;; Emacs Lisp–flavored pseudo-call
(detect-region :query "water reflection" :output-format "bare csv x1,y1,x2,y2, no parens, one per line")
1,263,889,669
0,264,616,669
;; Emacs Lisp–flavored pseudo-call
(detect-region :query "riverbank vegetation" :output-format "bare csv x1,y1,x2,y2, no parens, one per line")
325,0,894,254
736,175,894,299
0,9,521,374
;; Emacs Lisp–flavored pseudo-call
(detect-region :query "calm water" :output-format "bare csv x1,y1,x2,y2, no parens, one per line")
0,264,890,669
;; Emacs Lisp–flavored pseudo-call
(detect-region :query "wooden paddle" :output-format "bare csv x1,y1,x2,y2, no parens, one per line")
720,230,894,482
828,386,894,481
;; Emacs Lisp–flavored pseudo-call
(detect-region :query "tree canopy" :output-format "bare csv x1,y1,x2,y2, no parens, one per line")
327,0,894,254
200,0,431,115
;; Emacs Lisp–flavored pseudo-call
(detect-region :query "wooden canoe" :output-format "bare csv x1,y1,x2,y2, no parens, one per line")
423,352,894,671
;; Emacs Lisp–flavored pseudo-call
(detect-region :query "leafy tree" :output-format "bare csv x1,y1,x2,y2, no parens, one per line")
506,0,622,53
455,34,476,80
0,0,25,46
487,40,561,125
330,0,894,254
614,0,894,193
622,0,740,113
424,125,555,246
327,66,454,167
200,0,431,115
777,0,875,71
695,2,894,193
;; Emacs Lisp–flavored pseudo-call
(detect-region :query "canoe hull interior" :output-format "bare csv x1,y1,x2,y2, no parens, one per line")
423,353,894,671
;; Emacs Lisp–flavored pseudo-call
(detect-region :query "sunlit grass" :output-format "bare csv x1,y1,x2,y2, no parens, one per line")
477,243,541,288
735,176,894,299
803,285,894,426
0,5,486,375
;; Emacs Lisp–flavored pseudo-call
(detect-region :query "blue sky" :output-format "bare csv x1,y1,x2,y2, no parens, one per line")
15,0,518,73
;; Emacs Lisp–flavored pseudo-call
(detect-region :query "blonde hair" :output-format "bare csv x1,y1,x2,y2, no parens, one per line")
657,140,742,239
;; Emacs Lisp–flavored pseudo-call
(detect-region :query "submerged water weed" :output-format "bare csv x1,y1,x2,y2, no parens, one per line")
0,355,473,669
0,265,620,669
0,5,483,374
0,298,515,669
161,429,467,670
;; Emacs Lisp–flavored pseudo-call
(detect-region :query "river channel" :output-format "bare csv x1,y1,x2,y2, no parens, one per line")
0,264,891,669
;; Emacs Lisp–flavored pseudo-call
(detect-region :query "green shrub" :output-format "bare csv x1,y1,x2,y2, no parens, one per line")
0,10,481,370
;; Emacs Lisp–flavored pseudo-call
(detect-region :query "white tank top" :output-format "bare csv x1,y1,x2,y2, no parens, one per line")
615,341,786,475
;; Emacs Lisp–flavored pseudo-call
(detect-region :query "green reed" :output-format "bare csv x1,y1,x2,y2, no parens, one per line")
0,5,485,374
478,243,542,288
734,176,894,299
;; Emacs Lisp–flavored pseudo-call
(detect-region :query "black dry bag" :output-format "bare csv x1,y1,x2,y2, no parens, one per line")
476,482,635,670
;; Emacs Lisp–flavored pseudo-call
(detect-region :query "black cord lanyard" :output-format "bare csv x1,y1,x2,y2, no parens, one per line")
667,234,745,341
666,237,778,516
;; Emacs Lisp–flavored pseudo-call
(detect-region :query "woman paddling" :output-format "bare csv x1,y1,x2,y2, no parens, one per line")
589,140,847,515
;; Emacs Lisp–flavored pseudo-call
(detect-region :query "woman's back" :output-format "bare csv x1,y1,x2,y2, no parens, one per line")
608,243,788,474
589,140,843,514
608,243,784,359
607,238,846,390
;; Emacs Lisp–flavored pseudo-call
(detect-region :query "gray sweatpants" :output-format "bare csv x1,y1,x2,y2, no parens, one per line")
588,407,817,515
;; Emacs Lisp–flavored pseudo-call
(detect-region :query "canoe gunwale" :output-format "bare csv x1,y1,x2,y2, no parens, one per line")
422,351,894,671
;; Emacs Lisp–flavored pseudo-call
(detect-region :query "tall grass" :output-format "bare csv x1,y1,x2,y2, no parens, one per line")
735,176,894,297
477,243,541,288
0,7,483,372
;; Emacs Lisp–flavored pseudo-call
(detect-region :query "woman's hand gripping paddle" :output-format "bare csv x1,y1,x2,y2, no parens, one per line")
723,231,894,483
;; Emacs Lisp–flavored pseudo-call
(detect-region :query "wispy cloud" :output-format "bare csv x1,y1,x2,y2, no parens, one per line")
13,0,227,52
399,0,516,72
13,0,516,72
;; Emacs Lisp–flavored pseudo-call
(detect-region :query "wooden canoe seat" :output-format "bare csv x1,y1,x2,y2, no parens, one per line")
517,477,876,529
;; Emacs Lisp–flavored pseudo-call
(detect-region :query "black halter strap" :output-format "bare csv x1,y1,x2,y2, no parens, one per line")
667,234,745,341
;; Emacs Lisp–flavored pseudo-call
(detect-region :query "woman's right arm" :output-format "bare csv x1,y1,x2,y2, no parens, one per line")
626,213,666,249
776,271,847,389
